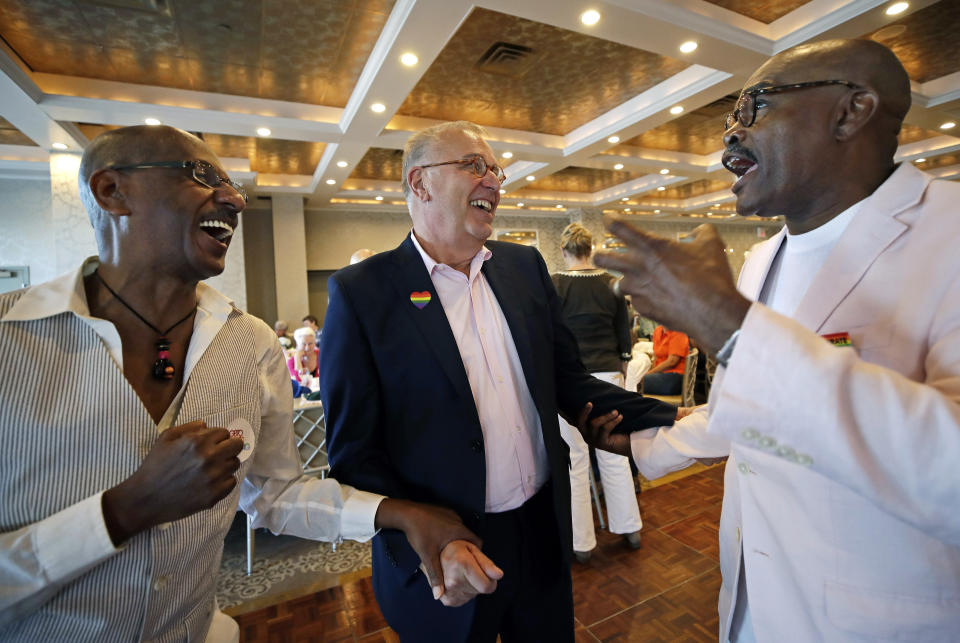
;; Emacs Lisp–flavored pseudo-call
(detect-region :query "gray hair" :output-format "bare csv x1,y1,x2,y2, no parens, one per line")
401,121,490,199
293,325,315,348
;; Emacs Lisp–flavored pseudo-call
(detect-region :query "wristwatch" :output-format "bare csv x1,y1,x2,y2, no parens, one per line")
715,328,740,368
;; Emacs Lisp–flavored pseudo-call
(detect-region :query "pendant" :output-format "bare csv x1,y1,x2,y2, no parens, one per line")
152,338,176,380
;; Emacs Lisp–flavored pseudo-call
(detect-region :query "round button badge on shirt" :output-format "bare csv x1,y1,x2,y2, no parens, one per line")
226,417,255,463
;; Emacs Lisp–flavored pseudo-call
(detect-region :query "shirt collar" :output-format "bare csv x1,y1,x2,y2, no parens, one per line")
1,256,235,326
409,229,492,280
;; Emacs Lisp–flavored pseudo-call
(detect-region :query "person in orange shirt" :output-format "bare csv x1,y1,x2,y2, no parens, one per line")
642,325,688,395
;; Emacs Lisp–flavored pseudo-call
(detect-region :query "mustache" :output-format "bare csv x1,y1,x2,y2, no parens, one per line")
724,144,758,165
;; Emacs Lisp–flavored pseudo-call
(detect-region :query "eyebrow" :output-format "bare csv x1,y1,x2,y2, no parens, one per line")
742,81,775,94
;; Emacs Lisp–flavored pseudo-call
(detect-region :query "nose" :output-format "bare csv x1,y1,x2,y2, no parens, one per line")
480,166,501,189
215,184,246,211
723,122,745,148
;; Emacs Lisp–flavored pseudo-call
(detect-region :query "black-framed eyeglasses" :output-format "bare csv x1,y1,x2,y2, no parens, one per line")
107,159,248,203
416,154,506,183
724,80,860,130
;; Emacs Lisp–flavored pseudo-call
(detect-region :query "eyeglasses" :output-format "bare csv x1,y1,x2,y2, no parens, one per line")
416,154,506,183
724,80,860,130
108,159,248,203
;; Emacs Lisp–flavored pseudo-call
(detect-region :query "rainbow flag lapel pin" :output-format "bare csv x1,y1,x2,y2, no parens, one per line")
410,291,432,309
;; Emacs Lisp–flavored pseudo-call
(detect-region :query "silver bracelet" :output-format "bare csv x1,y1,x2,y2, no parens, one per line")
715,328,741,368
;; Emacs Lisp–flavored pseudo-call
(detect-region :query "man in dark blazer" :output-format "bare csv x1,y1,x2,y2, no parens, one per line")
320,121,677,642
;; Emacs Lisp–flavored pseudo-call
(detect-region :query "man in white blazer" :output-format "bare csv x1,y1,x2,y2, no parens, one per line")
588,39,960,641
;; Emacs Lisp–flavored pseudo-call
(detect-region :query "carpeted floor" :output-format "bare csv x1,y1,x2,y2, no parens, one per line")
217,515,372,616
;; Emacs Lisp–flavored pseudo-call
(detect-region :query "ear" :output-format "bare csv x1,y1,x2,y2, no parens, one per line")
407,166,430,202
89,169,132,216
834,88,879,141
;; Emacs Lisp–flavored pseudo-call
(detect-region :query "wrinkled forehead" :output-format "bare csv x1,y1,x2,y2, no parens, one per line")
430,129,495,162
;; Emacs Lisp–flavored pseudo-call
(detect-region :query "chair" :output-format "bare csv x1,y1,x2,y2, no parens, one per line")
644,348,698,408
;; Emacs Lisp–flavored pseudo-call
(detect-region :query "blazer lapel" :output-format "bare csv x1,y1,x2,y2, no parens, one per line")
739,228,786,300
791,165,922,332
389,234,476,407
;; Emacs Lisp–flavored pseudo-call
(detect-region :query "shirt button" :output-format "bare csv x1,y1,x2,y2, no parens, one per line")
737,462,750,475
741,429,758,440
153,576,168,591
775,446,795,459
515,425,521,433
736,526,741,541
795,453,813,466
470,439,482,453
757,436,777,449
156,522,172,531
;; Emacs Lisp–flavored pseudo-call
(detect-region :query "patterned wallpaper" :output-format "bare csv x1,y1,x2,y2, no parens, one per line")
0,177,56,286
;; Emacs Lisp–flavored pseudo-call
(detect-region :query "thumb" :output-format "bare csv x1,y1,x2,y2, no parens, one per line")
468,543,504,580
419,560,445,600
576,402,593,429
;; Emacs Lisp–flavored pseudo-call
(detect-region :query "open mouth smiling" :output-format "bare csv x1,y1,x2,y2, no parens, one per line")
469,199,494,212
722,150,759,187
199,216,236,243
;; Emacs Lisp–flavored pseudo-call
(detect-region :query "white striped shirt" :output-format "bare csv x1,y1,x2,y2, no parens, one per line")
0,258,383,642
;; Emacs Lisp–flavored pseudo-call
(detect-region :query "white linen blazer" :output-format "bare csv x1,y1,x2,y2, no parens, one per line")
634,163,960,642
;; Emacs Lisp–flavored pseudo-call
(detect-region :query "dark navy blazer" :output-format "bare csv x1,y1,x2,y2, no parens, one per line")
320,234,676,640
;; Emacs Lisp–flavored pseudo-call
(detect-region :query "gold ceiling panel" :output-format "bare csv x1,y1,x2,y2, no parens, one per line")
700,0,810,23
898,123,943,145
0,0,395,106
203,135,325,176
0,117,36,146
397,8,689,136
646,178,732,200
866,1,960,82
917,153,960,170
622,93,738,155
523,167,644,193
350,147,404,181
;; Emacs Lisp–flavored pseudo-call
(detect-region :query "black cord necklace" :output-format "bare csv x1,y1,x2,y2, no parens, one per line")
93,271,197,380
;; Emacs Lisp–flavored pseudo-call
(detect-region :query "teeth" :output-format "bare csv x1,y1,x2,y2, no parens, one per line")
199,219,234,241
469,199,492,212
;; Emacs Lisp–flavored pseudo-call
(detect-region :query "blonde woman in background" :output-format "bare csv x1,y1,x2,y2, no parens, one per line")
551,223,642,561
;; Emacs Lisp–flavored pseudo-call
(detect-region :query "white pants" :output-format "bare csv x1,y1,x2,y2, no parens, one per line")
558,371,642,551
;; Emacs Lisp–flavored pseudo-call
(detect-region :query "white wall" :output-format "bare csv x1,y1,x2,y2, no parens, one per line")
0,177,56,286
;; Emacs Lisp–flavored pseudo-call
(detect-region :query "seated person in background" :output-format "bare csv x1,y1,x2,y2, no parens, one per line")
642,325,688,395
302,314,321,344
288,326,319,387
0,124,498,642
274,320,293,353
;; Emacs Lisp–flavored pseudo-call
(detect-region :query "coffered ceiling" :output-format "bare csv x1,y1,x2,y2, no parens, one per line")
1,0,958,219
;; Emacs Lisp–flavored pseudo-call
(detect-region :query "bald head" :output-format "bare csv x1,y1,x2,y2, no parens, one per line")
349,248,375,264
78,125,211,233
755,39,910,154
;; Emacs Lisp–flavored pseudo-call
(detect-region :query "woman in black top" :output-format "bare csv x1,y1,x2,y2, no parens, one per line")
551,223,643,561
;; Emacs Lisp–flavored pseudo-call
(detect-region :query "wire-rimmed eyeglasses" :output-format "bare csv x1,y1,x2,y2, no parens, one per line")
724,80,860,130
108,159,248,203
416,154,506,183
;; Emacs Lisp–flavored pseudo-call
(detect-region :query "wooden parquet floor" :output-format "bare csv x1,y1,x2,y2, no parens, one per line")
236,464,725,642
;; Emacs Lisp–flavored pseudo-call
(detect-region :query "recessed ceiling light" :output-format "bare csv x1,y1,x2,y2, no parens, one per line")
499,189,506,194
556,204,564,208
325,179,336,185
51,142,68,150
517,202,524,207
607,135,620,144
624,208,631,212
400,52,419,66
144,117,161,126
502,151,513,159
580,9,600,26
657,186,666,191
613,163,624,170
659,169,670,175
621,197,629,201
712,203,721,208
370,102,386,113
669,105,684,115
336,160,348,168
653,209,661,214
679,40,698,53
941,121,956,130
885,2,909,15
375,195,384,201
526,175,535,181
915,157,926,163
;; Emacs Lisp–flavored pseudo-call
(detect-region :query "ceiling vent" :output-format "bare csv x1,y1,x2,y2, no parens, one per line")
475,42,539,78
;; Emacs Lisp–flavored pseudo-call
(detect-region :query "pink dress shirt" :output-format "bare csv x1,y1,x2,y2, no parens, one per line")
411,233,549,512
